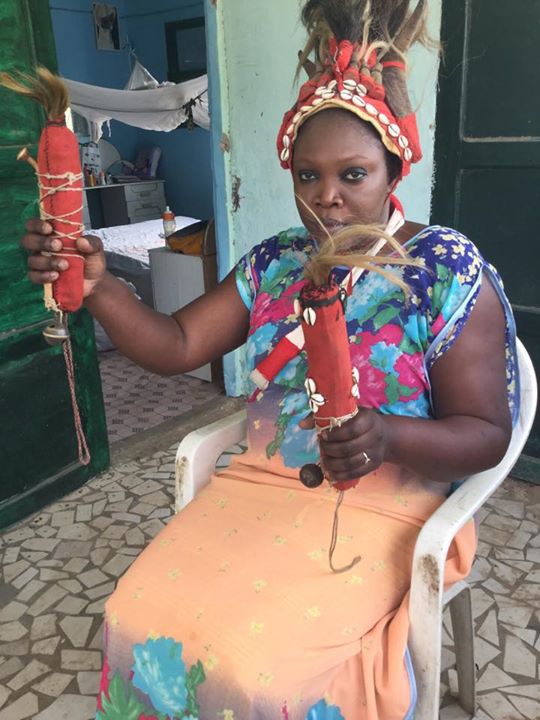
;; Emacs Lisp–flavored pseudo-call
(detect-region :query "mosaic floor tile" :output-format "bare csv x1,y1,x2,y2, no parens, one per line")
98,350,223,445
1,437,539,718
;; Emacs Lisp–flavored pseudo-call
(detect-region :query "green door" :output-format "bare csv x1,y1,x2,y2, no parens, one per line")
0,0,109,529
432,0,540,482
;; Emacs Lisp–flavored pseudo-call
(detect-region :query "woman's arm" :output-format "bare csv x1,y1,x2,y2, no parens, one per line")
319,277,512,483
85,270,250,376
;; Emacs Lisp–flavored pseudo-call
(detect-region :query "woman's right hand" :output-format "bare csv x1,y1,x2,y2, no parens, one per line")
22,219,107,299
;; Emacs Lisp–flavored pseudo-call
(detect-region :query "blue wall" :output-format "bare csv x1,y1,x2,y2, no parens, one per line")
49,0,213,220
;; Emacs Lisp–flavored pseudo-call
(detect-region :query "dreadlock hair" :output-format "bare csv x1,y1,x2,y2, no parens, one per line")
299,0,434,72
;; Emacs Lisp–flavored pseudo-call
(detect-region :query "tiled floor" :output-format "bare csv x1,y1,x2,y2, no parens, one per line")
0,442,538,719
98,349,223,444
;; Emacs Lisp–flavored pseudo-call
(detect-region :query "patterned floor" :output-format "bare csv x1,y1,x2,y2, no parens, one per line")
98,350,223,444
0,441,538,719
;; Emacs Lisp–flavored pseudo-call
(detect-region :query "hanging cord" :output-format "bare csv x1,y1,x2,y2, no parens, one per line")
328,490,362,574
30,159,91,467
63,337,91,466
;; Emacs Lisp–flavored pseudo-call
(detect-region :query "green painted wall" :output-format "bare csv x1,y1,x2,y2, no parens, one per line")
208,0,442,393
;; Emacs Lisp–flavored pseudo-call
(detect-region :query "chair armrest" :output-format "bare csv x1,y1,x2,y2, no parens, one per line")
174,410,247,512
411,337,537,612
408,338,536,716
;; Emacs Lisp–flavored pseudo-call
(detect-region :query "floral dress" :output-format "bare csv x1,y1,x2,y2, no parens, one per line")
95,225,518,720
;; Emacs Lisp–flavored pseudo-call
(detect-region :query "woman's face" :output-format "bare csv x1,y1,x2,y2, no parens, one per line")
292,110,396,241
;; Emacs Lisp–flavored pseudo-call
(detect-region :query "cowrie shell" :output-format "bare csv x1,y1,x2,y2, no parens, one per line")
404,147,413,162
388,123,400,137
322,91,335,100
300,105,311,113
378,113,390,125
398,135,409,148
352,367,360,383
282,135,291,148
352,95,366,108
340,90,353,100
328,79,338,89
310,393,325,406
365,103,378,116
343,78,357,89
293,298,302,317
309,396,326,413
305,377,317,394
286,123,295,136
293,112,303,124
280,148,290,162
312,97,325,106
356,83,368,95
351,384,360,399
303,307,317,325
315,86,327,96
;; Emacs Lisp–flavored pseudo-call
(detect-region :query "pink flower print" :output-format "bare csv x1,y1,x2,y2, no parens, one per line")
394,354,426,400
251,279,308,332
350,349,388,408
96,655,111,711
431,313,446,336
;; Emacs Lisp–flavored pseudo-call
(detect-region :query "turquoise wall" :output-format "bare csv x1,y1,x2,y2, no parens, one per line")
49,0,213,220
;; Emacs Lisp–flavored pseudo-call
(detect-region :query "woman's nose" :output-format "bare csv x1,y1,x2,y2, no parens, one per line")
315,181,343,208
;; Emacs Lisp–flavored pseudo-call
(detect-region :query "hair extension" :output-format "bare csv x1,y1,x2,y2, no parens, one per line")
295,194,421,293
0,66,69,120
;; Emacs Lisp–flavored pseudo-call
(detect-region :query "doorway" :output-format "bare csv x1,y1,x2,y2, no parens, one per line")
431,0,540,482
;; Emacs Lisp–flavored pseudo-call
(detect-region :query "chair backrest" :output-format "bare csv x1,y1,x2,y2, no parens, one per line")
515,338,538,454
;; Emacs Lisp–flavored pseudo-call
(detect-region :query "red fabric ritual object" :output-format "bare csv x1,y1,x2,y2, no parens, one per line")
38,118,85,312
300,281,360,491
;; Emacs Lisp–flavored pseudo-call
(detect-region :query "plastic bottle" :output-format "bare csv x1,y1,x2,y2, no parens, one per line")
162,206,176,237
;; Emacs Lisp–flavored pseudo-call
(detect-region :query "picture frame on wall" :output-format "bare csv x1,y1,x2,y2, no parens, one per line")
165,17,207,83
93,3,121,51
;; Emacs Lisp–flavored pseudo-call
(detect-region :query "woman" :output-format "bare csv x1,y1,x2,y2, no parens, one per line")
22,1,517,718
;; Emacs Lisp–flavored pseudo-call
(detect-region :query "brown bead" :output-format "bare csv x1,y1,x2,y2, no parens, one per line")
299,464,324,488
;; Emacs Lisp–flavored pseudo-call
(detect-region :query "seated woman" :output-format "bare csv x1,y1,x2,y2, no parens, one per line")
22,1,517,718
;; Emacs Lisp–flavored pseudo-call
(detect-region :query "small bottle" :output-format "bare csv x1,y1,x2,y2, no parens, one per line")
162,206,176,237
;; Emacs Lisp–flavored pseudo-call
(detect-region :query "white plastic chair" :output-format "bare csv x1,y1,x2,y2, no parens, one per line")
175,339,537,719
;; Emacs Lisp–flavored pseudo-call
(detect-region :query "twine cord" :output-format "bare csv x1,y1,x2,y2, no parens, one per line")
328,490,362,574
63,337,91,467
33,162,90,467
37,169,85,241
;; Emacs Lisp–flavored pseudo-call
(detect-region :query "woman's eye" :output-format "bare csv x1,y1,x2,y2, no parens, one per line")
343,169,366,181
298,171,316,182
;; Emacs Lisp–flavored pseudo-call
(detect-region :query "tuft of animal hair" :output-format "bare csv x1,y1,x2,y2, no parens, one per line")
0,66,69,121
296,194,421,294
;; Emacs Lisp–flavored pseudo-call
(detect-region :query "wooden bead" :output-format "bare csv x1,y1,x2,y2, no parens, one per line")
300,464,325,488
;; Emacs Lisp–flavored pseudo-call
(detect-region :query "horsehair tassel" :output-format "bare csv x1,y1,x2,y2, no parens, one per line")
0,66,85,313
1,67,90,468
299,280,360,492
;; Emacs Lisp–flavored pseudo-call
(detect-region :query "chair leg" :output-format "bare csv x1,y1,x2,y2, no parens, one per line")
448,584,476,715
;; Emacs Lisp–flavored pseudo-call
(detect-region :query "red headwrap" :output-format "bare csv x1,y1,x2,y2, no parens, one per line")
277,38,422,178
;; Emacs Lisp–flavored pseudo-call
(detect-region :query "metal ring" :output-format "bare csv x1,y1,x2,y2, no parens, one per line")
361,451,371,465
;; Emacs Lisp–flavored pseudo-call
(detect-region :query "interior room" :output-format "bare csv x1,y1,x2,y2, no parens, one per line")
49,0,224,447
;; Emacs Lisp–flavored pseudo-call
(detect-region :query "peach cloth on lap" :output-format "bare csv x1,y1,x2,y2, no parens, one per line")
98,455,476,720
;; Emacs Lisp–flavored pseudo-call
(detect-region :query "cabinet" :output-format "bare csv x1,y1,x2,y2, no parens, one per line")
83,180,167,229
149,247,220,383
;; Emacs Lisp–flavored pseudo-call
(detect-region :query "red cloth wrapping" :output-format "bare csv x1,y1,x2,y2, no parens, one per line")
38,119,84,312
300,281,360,491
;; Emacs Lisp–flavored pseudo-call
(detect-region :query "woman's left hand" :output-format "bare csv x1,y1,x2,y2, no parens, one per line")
318,408,389,482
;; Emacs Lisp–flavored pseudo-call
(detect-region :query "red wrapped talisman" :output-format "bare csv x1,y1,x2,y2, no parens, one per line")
1,67,90,465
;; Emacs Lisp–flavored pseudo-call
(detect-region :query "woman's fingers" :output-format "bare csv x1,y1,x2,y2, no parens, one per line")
22,232,63,254
28,269,59,284
76,234,103,255
25,219,53,235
